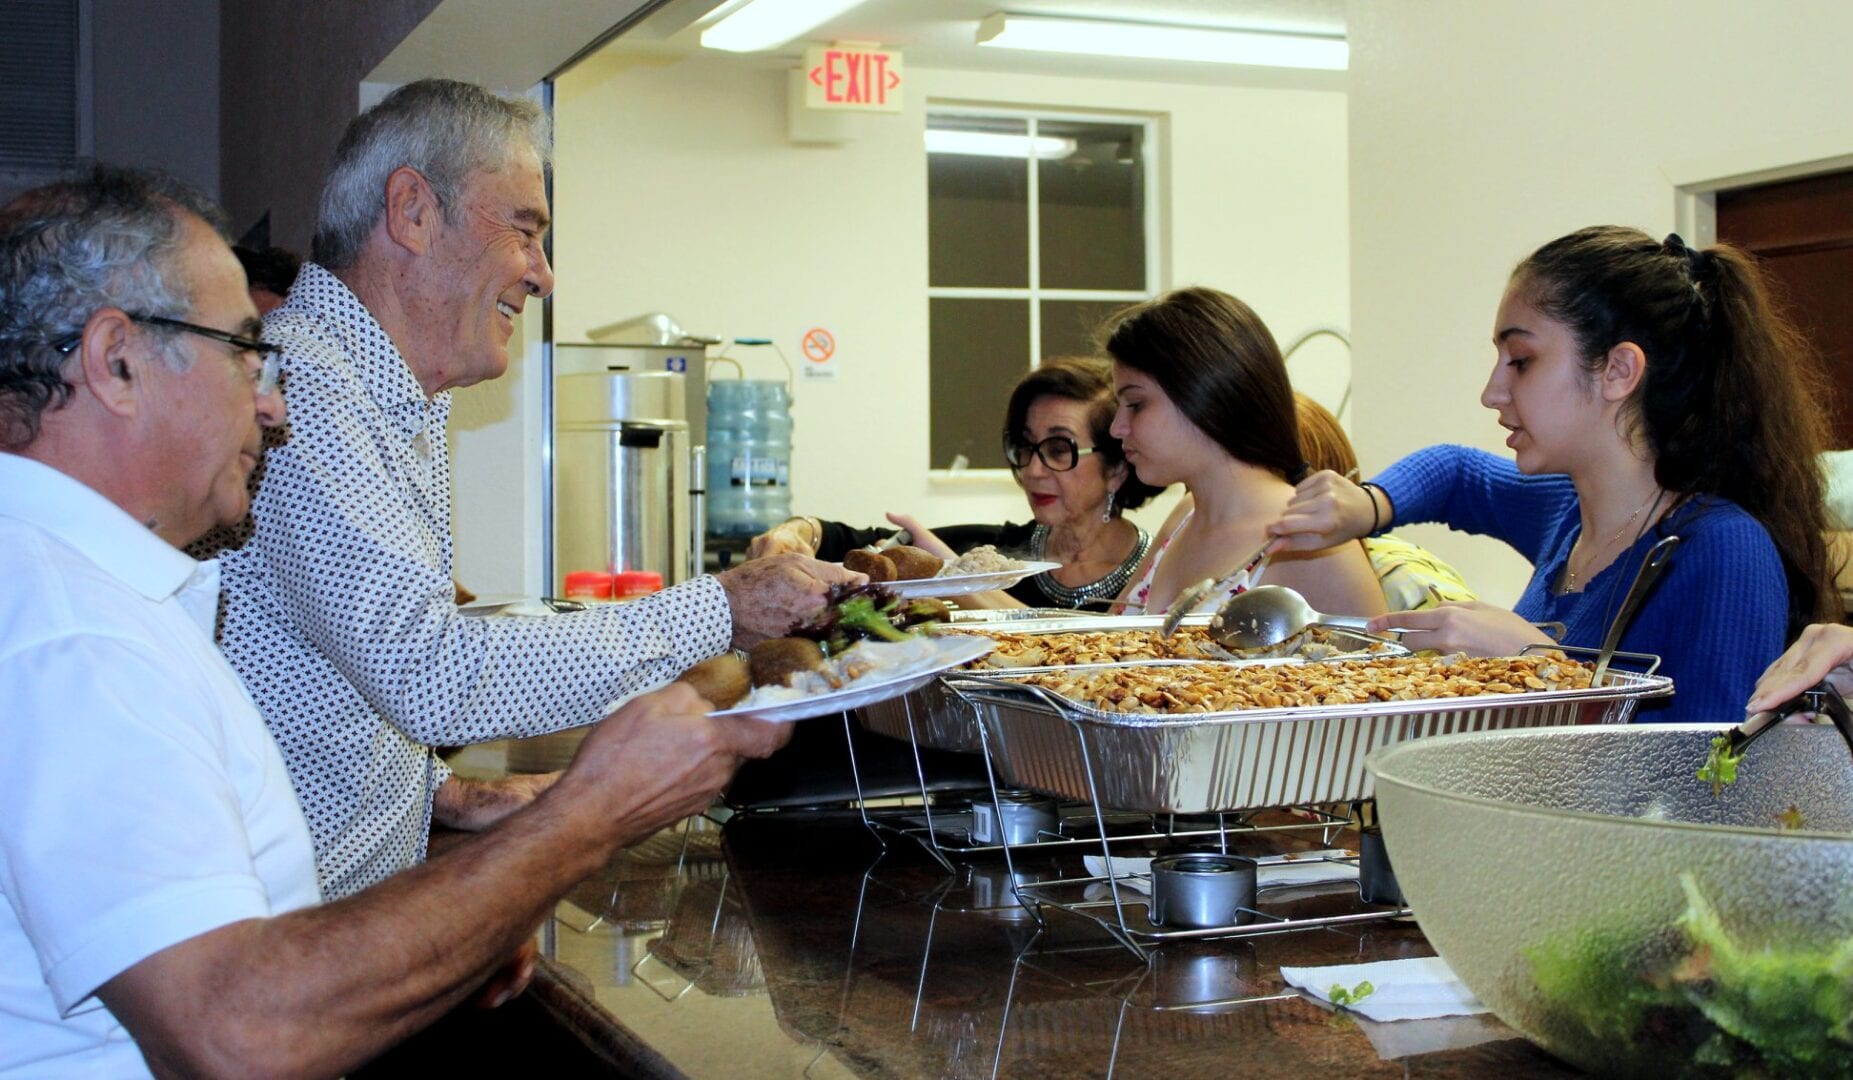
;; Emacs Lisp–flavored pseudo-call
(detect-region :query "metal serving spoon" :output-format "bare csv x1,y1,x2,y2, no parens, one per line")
1208,585,1380,651
1160,539,1279,638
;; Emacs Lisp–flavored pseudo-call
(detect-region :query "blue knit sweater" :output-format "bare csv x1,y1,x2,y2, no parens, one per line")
1375,445,1788,723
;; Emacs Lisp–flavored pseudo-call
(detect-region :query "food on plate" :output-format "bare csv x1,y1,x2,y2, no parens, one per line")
884,544,945,580
679,654,751,708
731,636,953,710
937,544,1023,577
691,590,977,714
950,625,1391,669
842,544,948,582
749,637,830,689
843,547,897,582
699,586,969,713
1015,652,1594,714
1526,873,1853,1076
678,653,751,708
789,584,950,655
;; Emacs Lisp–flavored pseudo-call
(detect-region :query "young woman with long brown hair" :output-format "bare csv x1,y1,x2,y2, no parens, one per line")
1274,226,1838,722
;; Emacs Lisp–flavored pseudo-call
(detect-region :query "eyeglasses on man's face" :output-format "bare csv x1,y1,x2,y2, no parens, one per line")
1002,433,1098,472
52,313,282,397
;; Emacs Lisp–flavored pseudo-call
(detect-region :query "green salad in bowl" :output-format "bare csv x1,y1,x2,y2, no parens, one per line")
1369,723,1853,1078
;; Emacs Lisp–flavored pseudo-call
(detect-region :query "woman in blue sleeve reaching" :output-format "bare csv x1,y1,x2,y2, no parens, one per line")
1271,226,1839,722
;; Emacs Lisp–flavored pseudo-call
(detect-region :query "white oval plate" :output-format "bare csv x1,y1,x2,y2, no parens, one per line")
881,560,1063,598
710,635,996,723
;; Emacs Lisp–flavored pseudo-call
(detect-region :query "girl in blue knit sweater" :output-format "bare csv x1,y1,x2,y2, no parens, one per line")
1272,226,1838,722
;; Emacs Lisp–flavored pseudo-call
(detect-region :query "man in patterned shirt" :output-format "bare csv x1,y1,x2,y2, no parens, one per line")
1,165,785,1076
204,80,856,899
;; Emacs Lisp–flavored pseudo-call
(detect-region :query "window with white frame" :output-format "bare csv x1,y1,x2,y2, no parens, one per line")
925,109,1158,470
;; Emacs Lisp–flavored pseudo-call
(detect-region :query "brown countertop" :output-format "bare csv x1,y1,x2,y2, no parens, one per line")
529,811,1580,1079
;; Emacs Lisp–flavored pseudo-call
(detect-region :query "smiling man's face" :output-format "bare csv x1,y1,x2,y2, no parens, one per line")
404,141,553,396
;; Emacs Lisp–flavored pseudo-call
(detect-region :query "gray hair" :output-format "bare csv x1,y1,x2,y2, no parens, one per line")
0,164,228,449
311,79,552,269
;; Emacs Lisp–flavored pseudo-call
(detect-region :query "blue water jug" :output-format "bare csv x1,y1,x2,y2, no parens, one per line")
705,379,793,539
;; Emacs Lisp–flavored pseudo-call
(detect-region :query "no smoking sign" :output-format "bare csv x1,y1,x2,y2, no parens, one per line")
800,327,838,380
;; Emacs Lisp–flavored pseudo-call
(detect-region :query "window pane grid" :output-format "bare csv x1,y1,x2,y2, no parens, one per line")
926,108,1156,472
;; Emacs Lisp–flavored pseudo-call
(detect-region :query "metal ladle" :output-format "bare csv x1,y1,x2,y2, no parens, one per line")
1160,539,1278,638
1208,585,1381,651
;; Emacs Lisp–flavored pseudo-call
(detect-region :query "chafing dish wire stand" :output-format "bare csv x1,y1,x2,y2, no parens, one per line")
844,613,1370,873
839,697,1349,878
944,645,1669,960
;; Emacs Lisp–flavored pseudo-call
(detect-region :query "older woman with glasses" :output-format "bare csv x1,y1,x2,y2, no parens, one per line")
747,356,1165,609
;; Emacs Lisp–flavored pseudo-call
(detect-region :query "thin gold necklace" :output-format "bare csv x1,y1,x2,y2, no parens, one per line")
1563,487,1661,593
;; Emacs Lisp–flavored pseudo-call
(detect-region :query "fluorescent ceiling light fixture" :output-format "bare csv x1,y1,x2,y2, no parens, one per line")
700,0,867,53
924,130,1077,160
976,13,1348,71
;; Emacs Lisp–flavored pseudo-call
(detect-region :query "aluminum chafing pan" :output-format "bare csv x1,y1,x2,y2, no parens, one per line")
948,607,1119,623
855,619,1395,754
943,656,1672,814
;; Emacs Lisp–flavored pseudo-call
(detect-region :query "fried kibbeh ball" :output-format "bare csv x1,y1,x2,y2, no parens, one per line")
843,547,897,581
678,653,752,709
884,545,944,580
749,637,830,688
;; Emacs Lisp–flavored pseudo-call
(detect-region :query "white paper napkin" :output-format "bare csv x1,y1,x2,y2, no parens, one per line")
1279,955,1488,1022
1082,851,1359,892
1353,1012,1508,1061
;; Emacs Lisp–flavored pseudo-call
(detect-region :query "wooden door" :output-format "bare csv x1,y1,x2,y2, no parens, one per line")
1717,171,1853,449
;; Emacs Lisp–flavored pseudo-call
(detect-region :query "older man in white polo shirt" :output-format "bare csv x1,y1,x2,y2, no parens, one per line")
0,166,782,1077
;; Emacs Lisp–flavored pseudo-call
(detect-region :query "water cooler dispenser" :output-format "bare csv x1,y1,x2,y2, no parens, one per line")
704,378,794,545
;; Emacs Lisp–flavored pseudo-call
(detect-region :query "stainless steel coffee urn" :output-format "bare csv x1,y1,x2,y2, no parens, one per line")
552,371,699,590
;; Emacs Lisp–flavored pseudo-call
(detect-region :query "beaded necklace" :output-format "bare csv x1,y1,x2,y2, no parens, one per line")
1031,522,1152,608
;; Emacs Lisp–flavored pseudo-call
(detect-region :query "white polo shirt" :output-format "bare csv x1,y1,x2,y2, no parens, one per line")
0,453,320,1077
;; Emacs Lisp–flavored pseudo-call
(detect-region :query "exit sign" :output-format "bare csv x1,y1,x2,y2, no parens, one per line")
803,43,903,113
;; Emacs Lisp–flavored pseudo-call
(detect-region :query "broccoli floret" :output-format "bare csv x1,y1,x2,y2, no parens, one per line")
786,583,927,654
835,594,913,644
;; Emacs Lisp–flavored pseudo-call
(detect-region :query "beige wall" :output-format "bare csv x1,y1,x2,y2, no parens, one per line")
550,53,1350,547
220,0,443,249
1346,0,1853,604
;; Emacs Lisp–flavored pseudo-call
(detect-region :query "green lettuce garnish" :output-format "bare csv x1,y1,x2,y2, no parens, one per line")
1696,735,1744,797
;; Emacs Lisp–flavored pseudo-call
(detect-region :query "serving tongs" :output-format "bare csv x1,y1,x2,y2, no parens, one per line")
1721,682,1853,767
1591,535,1680,686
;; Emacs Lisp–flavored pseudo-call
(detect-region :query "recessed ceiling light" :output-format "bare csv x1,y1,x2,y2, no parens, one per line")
975,12,1347,71
700,0,870,53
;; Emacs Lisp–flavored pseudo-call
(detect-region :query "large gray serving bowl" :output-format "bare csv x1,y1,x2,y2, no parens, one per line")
1369,724,1853,1078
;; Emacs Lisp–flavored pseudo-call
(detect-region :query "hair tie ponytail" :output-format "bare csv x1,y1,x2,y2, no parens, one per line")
1662,232,1713,280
